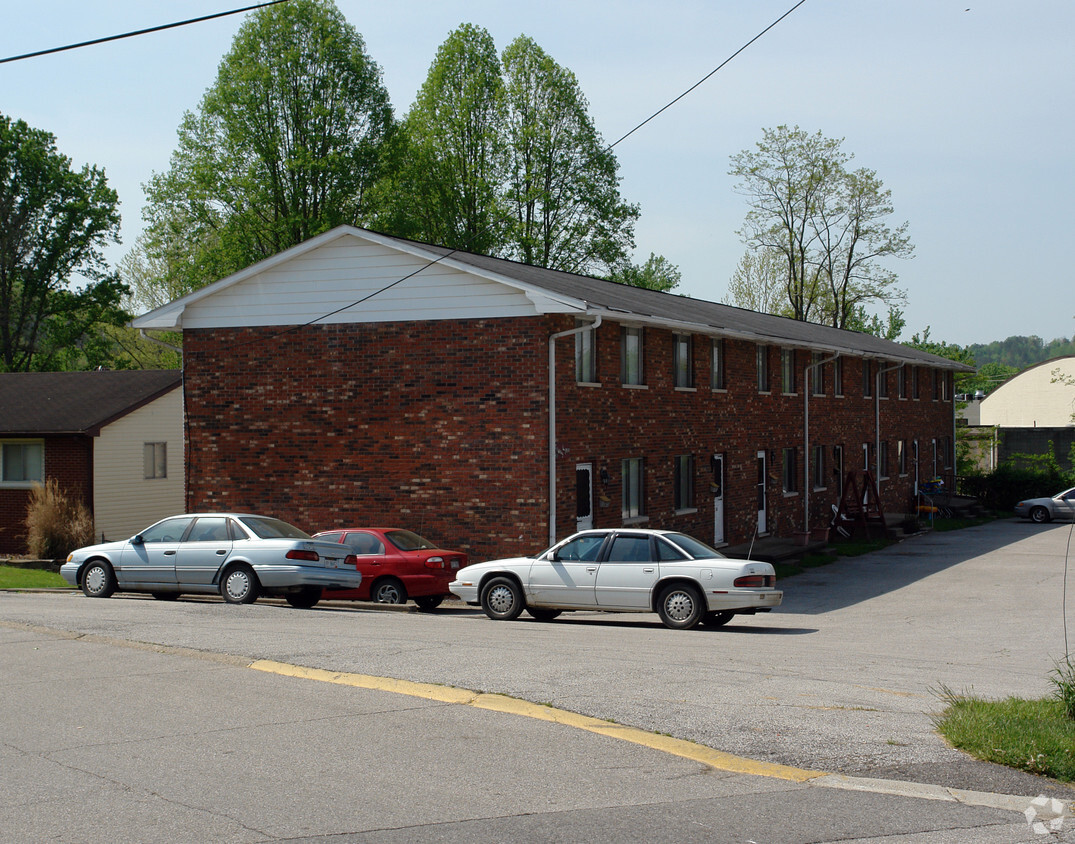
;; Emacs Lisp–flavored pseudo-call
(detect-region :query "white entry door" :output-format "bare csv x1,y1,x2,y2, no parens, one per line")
756,451,767,535
576,463,594,531
711,453,725,545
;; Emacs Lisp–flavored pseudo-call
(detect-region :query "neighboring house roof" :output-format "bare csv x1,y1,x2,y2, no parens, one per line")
132,225,973,372
0,370,182,436
979,356,1075,428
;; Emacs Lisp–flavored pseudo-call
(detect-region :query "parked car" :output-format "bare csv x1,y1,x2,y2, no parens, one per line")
314,528,468,611
449,528,782,630
61,514,361,607
1015,488,1075,523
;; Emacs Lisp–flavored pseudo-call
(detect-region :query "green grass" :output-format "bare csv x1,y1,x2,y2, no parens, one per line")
933,686,1075,782
0,565,70,589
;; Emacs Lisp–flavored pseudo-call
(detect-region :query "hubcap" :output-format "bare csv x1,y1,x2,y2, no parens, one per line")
487,585,515,614
85,566,106,594
376,583,401,603
664,590,695,622
225,570,249,600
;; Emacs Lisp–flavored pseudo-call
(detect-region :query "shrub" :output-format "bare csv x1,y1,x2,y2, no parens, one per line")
1052,658,1075,721
24,480,95,560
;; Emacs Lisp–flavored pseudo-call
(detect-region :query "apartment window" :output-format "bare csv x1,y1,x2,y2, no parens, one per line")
932,368,939,400
143,442,167,479
756,345,770,392
711,338,726,390
911,365,920,399
898,440,907,476
833,357,844,396
812,444,826,490
782,447,799,494
1,441,44,484
673,455,695,511
943,436,954,468
621,326,644,386
877,365,889,398
575,320,596,383
781,348,796,394
862,360,873,397
810,352,824,395
942,371,950,401
879,441,890,479
673,334,693,388
622,458,645,520
898,366,907,399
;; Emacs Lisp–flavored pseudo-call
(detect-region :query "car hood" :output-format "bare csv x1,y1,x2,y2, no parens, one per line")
69,538,131,557
451,556,533,576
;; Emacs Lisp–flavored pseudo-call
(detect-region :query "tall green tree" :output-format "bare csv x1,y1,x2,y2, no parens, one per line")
724,248,792,316
729,125,911,329
0,114,127,371
136,0,394,298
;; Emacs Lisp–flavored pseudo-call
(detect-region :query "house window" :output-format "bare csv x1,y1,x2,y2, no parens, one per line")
621,326,644,386
622,458,645,520
757,345,770,392
781,348,796,394
898,366,907,399
782,447,799,494
877,365,889,398
673,334,693,388
1,441,44,484
575,320,596,383
862,360,873,397
711,338,726,390
932,369,939,400
144,442,167,479
898,439,907,476
942,371,950,401
812,444,826,490
673,455,695,511
879,441,890,479
943,436,954,468
911,366,920,399
810,352,824,395
833,357,844,396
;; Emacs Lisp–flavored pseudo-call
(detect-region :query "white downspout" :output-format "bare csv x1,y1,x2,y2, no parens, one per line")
803,353,840,533
875,361,904,489
548,315,601,546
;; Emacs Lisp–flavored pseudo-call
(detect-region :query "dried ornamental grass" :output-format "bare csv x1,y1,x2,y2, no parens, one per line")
24,479,95,560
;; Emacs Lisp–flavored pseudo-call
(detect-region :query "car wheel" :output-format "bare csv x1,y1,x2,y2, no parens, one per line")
1030,506,1051,524
372,577,407,604
701,610,734,628
151,592,180,601
414,595,444,612
220,564,260,604
526,607,562,621
81,561,116,599
656,583,704,630
285,587,321,609
480,577,524,621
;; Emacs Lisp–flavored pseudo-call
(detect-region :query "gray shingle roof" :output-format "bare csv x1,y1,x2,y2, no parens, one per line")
0,370,181,435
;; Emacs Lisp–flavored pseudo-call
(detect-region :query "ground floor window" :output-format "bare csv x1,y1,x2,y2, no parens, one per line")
812,444,826,490
1,441,43,484
782,447,799,494
622,458,645,520
673,455,695,511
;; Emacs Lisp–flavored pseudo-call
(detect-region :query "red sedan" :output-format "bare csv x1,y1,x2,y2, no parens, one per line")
313,528,468,611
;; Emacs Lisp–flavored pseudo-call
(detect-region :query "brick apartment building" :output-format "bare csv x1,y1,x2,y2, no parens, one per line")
133,226,970,562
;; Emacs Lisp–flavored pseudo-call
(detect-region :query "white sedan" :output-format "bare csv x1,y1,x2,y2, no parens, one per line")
61,513,362,608
450,528,782,630
1014,488,1075,523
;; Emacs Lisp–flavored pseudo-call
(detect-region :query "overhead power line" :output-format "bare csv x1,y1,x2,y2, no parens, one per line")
0,0,292,65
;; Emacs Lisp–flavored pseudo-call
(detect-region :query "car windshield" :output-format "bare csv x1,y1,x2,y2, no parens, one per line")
665,533,726,559
384,530,436,551
238,516,311,540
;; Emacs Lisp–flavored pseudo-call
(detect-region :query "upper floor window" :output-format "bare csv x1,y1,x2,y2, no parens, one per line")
833,357,844,396
877,365,889,398
781,348,796,394
898,366,908,399
575,320,596,383
711,338,726,390
942,371,951,401
911,365,920,399
143,442,167,479
932,368,939,400
1,441,43,485
862,360,873,397
673,334,693,388
810,352,825,395
757,345,770,392
621,326,644,386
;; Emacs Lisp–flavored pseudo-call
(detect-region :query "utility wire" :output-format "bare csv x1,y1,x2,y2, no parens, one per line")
0,0,292,65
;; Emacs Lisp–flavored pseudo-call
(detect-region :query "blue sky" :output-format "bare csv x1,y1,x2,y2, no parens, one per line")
3,0,1072,346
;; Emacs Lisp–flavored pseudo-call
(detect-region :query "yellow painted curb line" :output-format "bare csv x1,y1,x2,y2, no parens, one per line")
251,659,823,783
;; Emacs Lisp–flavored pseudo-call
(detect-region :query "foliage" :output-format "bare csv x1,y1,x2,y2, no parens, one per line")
0,565,69,588
609,253,681,292
723,248,791,316
958,461,1072,511
25,479,95,560
933,685,1075,781
136,0,394,298
0,113,127,372
962,361,1018,396
728,125,911,329
906,327,977,392
967,334,1075,369
1052,659,1075,721
845,305,906,341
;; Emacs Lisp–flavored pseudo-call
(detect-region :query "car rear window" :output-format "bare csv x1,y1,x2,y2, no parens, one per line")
665,533,725,559
238,516,311,540
384,530,436,551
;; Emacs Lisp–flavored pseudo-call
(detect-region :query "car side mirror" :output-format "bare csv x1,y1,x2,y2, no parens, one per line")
131,534,144,545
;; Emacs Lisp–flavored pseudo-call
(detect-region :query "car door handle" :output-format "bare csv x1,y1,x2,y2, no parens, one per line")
163,550,176,556
643,567,654,573
216,549,227,555
586,566,598,573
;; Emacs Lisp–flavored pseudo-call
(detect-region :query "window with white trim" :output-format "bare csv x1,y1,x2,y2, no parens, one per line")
673,334,693,388
144,442,167,479
622,458,645,520
575,320,596,383
711,338,726,390
1,441,44,484
673,455,695,511
621,326,644,386
757,345,770,392
781,348,796,394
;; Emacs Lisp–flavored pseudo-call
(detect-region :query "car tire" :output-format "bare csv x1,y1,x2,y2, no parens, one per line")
701,610,734,628
220,564,260,604
151,592,180,601
285,587,321,609
526,607,562,621
1030,506,1051,524
656,583,704,630
81,561,116,599
414,595,444,612
372,577,407,604
480,577,524,621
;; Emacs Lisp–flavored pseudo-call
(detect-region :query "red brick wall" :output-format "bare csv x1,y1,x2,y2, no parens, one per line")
182,318,957,562
0,436,92,556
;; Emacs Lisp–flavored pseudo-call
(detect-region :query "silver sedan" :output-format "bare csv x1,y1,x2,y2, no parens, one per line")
1014,488,1075,523
61,513,362,607
450,528,782,630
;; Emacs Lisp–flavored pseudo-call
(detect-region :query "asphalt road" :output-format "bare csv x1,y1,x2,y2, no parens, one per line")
2,518,1074,842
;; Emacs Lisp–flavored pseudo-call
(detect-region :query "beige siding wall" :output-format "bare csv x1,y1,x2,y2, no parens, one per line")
979,358,1075,428
92,387,184,542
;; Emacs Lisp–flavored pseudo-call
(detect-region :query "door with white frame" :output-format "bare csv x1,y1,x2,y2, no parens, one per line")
711,453,725,546
575,463,594,531
756,451,767,535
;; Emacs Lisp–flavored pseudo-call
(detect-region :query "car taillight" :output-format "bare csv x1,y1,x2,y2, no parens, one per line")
734,574,773,588
344,554,358,568
286,549,319,562
425,556,445,569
